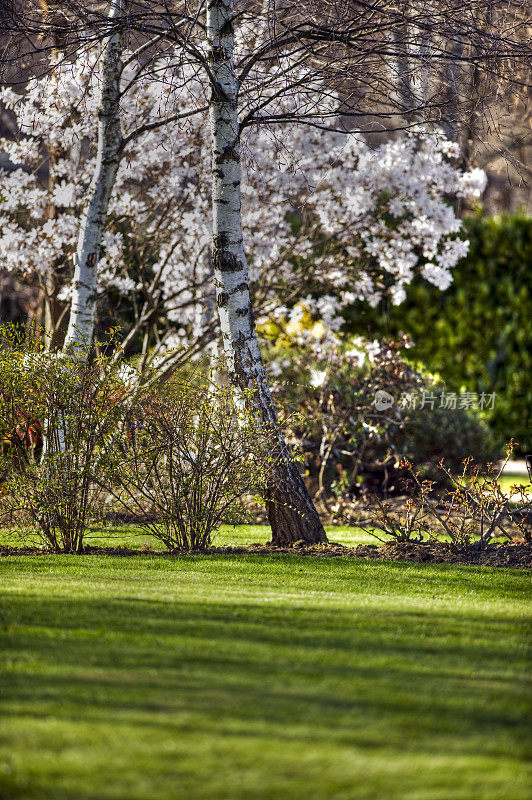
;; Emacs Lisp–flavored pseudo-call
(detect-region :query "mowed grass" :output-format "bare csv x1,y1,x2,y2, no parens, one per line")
497,471,531,497
0,539,531,800
0,523,379,550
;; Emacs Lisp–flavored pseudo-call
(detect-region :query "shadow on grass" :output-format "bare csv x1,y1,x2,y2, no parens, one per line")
0,556,530,800
2,594,528,745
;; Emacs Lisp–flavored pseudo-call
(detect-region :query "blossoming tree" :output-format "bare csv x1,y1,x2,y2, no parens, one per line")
0,36,486,542
0,50,485,350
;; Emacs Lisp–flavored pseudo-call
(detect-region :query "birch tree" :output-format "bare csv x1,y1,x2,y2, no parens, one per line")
35,2,204,357
206,0,328,543
63,0,126,355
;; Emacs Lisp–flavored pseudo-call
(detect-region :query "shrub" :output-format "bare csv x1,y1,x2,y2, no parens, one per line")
359,443,531,552
99,372,273,550
264,331,497,503
0,327,128,552
432,447,531,550
362,490,435,543
265,334,425,505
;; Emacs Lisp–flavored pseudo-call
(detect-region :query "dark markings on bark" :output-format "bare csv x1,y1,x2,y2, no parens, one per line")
213,249,241,273
221,144,238,161
73,278,97,291
235,306,249,317
210,45,225,62
217,291,229,307
86,252,97,268
234,282,248,292
220,19,234,38
213,232,229,249
233,332,252,391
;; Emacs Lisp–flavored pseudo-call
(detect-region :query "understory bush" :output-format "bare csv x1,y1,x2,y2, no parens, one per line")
265,333,423,504
359,443,531,552
0,327,126,552
99,373,274,550
264,329,498,505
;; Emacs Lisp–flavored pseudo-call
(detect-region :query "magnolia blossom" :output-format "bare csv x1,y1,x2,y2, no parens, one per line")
309,369,328,388
0,48,486,358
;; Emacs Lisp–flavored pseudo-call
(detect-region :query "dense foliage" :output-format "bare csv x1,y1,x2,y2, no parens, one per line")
262,319,497,502
343,213,532,451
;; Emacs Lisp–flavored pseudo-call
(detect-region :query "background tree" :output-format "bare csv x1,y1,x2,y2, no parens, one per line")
0,47,487,395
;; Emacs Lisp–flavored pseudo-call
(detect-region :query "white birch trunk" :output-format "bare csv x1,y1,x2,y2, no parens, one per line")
206,0,327,545
63,0,125,356
391,24,413,120
441,41,462,142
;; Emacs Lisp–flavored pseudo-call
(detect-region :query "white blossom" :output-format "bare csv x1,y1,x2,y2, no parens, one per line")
0,46,486,361
309,369,327,388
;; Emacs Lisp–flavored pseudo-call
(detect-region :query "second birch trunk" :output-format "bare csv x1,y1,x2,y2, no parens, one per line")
63,0,125,356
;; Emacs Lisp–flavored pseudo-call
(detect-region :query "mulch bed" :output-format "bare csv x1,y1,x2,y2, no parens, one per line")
1,540,530,568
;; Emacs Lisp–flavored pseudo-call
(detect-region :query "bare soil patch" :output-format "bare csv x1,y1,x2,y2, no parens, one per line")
1,541,530,568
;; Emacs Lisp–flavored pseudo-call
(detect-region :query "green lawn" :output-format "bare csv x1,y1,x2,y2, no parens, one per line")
0,522,379,550
0,538,530,800
497,471,531,496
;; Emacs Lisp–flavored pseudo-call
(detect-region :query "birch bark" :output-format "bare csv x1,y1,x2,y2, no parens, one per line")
206,0,327,545
63,0,125,356
441,40,462,142
391,24,413,119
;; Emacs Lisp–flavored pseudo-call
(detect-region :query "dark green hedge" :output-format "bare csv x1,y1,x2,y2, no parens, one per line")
344,212,532,452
